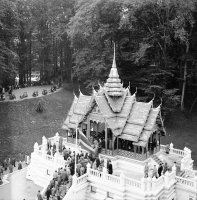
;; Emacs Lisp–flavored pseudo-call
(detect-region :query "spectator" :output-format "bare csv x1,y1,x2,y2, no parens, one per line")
37,190,43,200
8,163,13,173
18,161,22,170
45,186,51,200
144,162,149,178
108,160,113,175
158,163,163,177
12,157,16,167
0,164,3,179
163,162,168,175
152,165,158,178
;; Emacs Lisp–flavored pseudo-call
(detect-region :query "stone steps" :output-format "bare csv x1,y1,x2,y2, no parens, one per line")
152,154,163,165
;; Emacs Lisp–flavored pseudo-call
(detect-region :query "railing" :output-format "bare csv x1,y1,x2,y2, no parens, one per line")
45,154,54,162
100,149,147,162
76,174,88,185
125,177,141,189
160,144,166,151
154,176,165,190
89,169,103,178
183,169,197,178
175,176,196,190
160,144,185,157
172,148,185,157
105,174,120,184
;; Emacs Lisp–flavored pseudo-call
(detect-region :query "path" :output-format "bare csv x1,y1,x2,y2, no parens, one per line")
0,167,42,200
1,85,61,102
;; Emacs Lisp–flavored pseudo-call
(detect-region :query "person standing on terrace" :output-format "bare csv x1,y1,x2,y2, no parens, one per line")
108,160,113,175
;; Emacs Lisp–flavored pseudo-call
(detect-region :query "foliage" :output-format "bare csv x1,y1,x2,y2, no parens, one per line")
0,0,197,115
35,99,46,113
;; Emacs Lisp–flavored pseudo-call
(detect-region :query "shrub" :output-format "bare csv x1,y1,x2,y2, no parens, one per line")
35,100,46,113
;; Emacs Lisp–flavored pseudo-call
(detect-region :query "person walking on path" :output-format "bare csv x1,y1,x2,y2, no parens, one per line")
18,161,22,170
37,190,43,200
8,163,13,173
3,159,8,171
0,164,3,179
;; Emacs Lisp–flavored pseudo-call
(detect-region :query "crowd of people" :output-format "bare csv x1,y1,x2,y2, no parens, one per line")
0,157,24,185
42,142,113,200
144,162,171,178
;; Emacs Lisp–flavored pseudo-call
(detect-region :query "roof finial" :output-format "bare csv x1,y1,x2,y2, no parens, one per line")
112,42,116,69
128,81,130,89
159,98,163,106
79,86,84,96
73,91,78,100
92,85,97,95
135,87,138,94
151,93,155,101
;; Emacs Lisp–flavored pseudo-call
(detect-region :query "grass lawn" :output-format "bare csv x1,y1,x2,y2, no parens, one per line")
0,83,197,168
161,111,197,167
0,83,73,162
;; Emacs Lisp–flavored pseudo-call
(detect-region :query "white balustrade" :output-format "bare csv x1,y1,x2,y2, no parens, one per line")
184,169,197,178
105,174,120,184
125,177,142,189
175,176,196,190
154,175,164,190
76,174,88,185
172,148,185,156
89,169,103,178
160,144,166,151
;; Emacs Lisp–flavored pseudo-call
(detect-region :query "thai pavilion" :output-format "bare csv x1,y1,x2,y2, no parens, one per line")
27,47,197,200
62,47,164,160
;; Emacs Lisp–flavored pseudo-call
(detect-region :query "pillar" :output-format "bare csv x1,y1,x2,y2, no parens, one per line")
134,145,137,157
96,122,99,136
142,147,144,154
105,125,107,153
111,133,114,155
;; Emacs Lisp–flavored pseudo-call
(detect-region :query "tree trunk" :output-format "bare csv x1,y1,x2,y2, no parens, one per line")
181,44,189,111
29,31,32,85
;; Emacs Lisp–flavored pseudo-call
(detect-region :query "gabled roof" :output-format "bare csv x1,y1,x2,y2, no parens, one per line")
62,92,92,130
62,45,163,147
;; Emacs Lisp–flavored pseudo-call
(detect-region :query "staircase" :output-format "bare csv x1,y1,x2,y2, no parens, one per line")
152,154,163,165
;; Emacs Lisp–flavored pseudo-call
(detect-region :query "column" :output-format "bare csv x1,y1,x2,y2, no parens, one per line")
87,116,90,139
105,125,107,153
116,136,119,150
142,147,144,155
112,133,114,156
134,145,137,157
96,122,99,136
146,145,148,158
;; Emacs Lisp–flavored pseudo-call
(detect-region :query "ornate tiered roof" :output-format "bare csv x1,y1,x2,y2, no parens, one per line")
62,45,163,147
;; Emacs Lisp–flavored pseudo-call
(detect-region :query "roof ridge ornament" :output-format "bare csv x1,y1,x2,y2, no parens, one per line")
73,91,78,100
79,87,84,96
135,87,138,94
149,93,155,105
92,85,97,96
